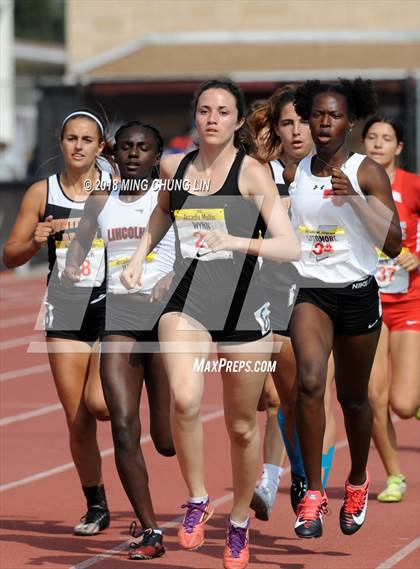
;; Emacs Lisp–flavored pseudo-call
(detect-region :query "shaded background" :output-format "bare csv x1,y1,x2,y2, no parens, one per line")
1,0,419,268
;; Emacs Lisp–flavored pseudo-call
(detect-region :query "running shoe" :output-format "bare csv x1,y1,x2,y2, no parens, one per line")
339,472,369,535
290,472,308,514
294,490,328,538
178,498,214,550
250,483,276,521
223,519,250,569
128,523,165,560
377,474,407,503
73,505,110,536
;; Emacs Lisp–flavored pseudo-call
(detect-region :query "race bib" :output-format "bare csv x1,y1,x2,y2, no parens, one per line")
298,225,350,265
56,238,105,287
174,208,233,261
375,247,409,294
107,251,155,293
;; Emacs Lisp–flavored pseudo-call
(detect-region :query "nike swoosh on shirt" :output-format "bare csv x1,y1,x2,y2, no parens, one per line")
196,248,212,258
406,320,419,325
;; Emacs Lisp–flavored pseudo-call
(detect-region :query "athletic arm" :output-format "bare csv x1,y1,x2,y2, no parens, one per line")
3,181,49,268
120,155,182,289
333,158,401,258
62,189,107,285
201,158,300,262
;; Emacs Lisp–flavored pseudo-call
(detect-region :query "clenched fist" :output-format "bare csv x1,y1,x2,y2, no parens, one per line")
33,215,54,244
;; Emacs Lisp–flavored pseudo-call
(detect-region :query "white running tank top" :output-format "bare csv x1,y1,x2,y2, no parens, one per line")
97,180,175,294
290,153,378,283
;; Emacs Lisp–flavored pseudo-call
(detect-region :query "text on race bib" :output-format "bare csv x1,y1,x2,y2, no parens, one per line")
298,225,350,265
174,208,233,261
56,238,105,287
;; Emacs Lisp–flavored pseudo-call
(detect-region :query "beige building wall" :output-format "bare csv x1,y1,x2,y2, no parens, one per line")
66,0,420,79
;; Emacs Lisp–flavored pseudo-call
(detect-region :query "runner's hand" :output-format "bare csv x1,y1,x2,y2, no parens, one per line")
33,215,54,244
61,265,81,287
330,168,357,206
397,250,420,271
150,271,174,302
120,265,142,290
198,230,239,252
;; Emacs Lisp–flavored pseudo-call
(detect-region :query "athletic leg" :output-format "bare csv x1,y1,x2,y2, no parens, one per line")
100,335,158,530
47,337,108,535
290,304,334,492
158,312,213,550
220,334,273,523
47,338,102,486
251,373,285,520
322,357,337,487
368,324,401,475
334,331,380,485
84,340,109,421
144,352,176,457
389,330,420,418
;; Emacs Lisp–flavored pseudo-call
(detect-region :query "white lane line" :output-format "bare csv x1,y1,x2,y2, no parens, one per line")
0,335,43,350
69,490,235,569
0,403,62,427
0,409,225,493
0,313,39,328
375,537,420,569
0,363,50,382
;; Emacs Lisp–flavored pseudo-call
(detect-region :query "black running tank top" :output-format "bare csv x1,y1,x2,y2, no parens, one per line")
169,150,261,288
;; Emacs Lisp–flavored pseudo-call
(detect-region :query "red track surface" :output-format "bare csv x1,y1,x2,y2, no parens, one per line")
1,271,419,569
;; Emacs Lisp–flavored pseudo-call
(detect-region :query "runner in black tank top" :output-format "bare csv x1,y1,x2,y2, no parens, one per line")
121,80,299,569
163,148,267,342
4,110,112,537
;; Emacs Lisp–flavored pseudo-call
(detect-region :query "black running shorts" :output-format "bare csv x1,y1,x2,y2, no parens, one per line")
293,274,382,335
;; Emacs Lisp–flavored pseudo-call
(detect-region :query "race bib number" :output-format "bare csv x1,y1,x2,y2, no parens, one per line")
174,208,233,261
56,238,105,287
298,225,350,265
375,247,409,294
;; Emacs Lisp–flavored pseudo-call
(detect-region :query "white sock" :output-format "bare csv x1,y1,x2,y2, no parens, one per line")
261,463,283,491
188,495,208,504
230,517,249,529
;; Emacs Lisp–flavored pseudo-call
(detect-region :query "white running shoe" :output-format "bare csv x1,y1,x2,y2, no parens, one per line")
250,484,276,521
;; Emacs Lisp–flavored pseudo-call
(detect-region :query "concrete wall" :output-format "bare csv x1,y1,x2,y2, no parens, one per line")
66,0,420,77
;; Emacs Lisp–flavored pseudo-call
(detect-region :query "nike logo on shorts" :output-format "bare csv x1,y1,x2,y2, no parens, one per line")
367,318,380,329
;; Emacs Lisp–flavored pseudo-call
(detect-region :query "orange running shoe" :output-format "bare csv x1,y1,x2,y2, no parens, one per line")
178,498,213,550
223,519,250,569
340,471,369,535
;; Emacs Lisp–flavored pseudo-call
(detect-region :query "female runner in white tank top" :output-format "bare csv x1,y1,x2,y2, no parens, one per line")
63,121,176,560
284,79,402,540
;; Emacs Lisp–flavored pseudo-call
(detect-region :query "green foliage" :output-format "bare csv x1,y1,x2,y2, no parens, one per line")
15,0,65,43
